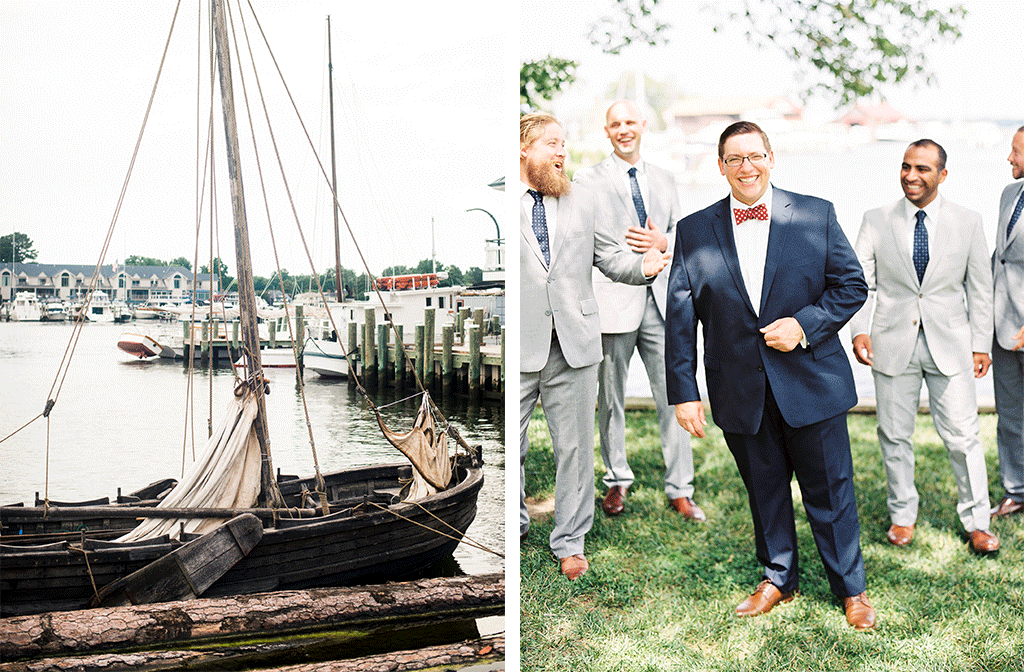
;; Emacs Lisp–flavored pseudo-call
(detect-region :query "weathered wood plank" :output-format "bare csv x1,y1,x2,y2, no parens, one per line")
0,574,504,661
90,514,263,608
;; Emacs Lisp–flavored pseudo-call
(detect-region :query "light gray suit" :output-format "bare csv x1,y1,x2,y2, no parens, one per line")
573,156,694,499
992,180,1024,504
850,196,994,533
520,181,651,558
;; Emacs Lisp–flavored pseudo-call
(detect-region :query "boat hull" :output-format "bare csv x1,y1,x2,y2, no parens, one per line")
0,455,483,617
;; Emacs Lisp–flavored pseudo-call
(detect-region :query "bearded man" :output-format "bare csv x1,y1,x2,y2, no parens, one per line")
520,112,670,580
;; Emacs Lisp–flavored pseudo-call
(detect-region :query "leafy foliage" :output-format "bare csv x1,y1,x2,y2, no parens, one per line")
521,56,580,111
1,232,38,263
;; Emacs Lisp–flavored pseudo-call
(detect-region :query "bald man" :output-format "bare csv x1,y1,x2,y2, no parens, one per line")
574,101,703,522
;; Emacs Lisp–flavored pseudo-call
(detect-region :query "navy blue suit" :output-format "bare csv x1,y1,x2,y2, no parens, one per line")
665,187,869,597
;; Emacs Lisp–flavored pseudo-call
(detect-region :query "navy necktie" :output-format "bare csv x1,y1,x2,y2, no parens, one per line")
528,189,550,266
1007,192,1023,239
913,210,928,283
628,166,647,228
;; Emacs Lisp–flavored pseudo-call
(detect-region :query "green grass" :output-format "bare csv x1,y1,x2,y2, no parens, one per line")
521,411,1024,672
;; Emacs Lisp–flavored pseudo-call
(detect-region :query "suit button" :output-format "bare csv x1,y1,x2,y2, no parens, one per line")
919,293,923,298
758,365,764,372
545,310,552,316
912,319,918,326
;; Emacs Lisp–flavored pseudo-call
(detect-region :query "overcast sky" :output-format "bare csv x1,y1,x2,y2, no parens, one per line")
1,0,509,278
521,0,1023,123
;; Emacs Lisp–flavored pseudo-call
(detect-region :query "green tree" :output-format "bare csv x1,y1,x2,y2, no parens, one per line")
523,0,966,107
520,56,579,111
1,232,39,263
124,255,168,266
200,257,234,294
169,256,192,271
465,266,484,286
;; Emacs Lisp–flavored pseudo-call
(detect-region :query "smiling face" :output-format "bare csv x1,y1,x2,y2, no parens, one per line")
604,101,647,164
901,143,946,208
719,132,774,205
521,120,570,197
1009,130,1024,180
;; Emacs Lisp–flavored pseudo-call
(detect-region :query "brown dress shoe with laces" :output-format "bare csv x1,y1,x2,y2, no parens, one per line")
602,486,626,516
969,529,1000,554
669,496,707,522
843,592,876,630
559,554,589,580
991,497,1024,518
886,524,914,547
735,580,795,617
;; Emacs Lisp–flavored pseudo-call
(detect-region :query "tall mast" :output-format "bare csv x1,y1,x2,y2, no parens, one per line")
211,0,281,508
327,16,343,303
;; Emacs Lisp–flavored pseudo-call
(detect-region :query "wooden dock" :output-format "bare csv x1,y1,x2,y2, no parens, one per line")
185,306,504,400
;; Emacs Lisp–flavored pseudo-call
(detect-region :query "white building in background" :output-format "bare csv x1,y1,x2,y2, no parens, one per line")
0,263,201,304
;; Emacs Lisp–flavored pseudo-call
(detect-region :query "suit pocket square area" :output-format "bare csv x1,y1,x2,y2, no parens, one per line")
580,298,598,315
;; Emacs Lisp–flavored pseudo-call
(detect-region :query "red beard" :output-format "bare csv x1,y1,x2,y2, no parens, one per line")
526,159,571,197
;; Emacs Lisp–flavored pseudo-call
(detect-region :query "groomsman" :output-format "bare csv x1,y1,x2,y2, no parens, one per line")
849,139,998,553
991,125,1024,519
574,101,704,522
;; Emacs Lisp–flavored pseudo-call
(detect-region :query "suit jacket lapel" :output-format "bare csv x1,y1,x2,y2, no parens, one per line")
598,158,637,227
550,192,574,266
760,191,793,314
1005,183,1024,251
924,200,954,285
710,197,755,315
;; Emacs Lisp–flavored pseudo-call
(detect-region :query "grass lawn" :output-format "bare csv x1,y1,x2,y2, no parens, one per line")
520,410,1024,671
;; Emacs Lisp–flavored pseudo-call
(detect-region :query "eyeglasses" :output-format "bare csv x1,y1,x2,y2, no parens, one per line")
722,153,768,167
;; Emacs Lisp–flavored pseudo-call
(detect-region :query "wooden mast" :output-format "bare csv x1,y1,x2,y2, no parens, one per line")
327,15,343,303
211,0,282,509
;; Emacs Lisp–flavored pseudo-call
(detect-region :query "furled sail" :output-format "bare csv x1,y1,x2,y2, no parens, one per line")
377,394,452,500
118,389,263,541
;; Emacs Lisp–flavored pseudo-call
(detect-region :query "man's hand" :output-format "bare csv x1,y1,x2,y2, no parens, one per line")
852,334,874,366
760,317,803,352
626,219,668,254
642,245,671,277
973,352,992,378
675,401,706,439
1013,324,1024,352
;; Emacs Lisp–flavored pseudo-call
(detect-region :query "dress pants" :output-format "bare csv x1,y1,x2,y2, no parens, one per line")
993,342,1024,503
520,332,599,559
873,329,991,532
598,290,695,499
723,379,866,598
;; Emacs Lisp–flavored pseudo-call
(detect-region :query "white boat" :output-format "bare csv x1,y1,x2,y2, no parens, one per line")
73,291,118,323
39,300,69,322
133,298,183,320
8,292,43,321
303,337,350,378
117,331,176,359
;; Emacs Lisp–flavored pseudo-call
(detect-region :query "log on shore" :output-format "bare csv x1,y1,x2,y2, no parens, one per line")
0,574,503,661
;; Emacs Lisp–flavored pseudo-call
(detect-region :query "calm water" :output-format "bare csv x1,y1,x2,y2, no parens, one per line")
0,321,504,577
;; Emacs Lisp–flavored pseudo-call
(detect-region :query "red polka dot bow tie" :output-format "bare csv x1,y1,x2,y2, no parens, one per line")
734,203,768,224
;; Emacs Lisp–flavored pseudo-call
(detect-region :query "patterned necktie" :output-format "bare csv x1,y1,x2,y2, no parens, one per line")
733,203,768,225
1007,191,1023,239
528,189,550,266
627,166,647,228
913,209,929,283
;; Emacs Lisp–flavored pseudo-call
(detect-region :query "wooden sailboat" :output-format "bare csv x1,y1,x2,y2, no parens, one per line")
0,0,484,619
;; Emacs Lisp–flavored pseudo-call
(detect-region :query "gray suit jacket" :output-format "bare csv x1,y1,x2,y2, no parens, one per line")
849,196,993,377
574,156,679,333
520,182,651,373
993,181,1024,350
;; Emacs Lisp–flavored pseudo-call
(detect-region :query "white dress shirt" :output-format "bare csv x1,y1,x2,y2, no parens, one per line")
730,188,772,315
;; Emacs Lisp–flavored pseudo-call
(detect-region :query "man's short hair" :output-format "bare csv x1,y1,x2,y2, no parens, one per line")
718,121,772,158
521,112,561,148
907,138,947,171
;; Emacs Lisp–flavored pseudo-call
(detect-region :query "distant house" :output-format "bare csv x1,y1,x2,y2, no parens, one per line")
0,263,193,303
835,101,910,127
663,96,803,134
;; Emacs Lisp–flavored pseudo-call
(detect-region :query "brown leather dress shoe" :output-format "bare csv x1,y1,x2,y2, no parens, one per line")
602,486,626,516
886,524,914,547
843,592,876,631
559,554,589,580
991,496,1024,518
669,496,707,522
969,529,1000,554
735,580,795,617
